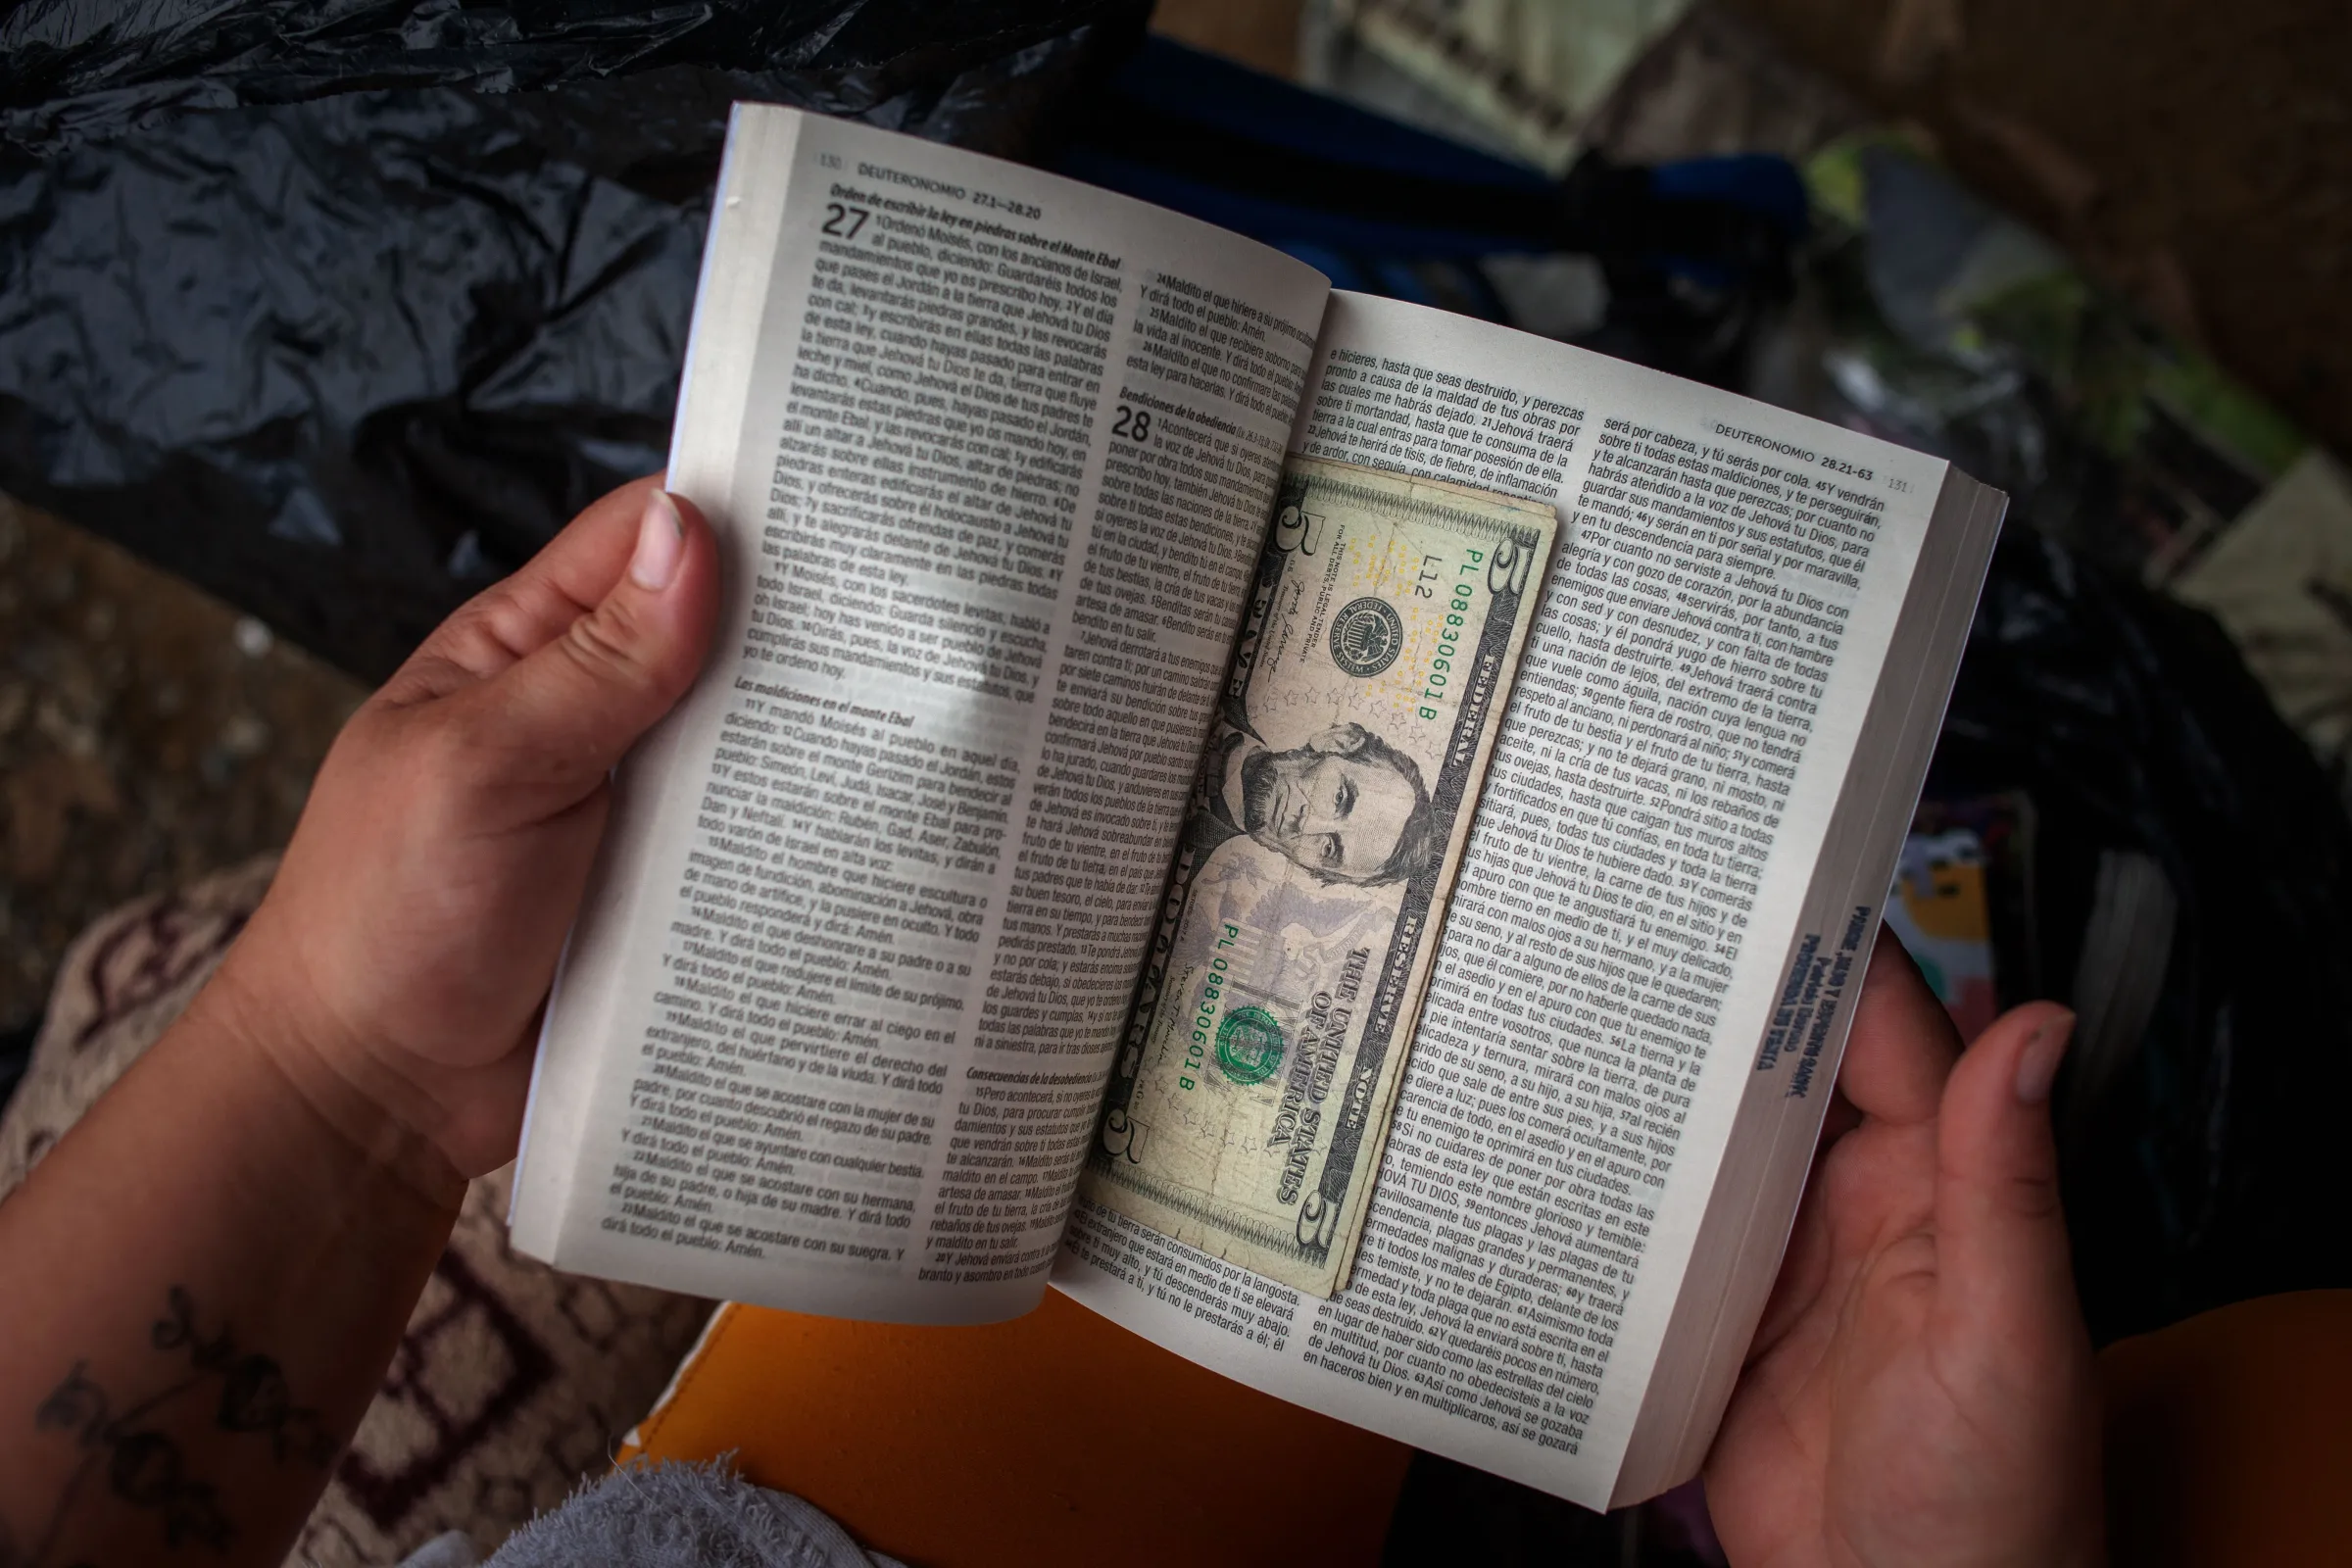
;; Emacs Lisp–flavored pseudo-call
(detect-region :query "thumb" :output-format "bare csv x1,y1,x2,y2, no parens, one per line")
1932,1001,2082,1355
459,488,720,802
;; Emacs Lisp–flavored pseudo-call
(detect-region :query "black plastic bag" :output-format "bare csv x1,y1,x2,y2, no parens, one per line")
0,0,1147,680
1933,529,2352,1344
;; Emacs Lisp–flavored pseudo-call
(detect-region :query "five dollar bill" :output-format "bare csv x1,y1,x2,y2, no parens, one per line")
1082,456,1557,1296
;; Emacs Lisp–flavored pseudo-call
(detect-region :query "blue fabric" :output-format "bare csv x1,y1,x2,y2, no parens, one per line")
1650,153,1809,234
403,1459,904,1568
1093,36,1549,190
1054,36,1806,322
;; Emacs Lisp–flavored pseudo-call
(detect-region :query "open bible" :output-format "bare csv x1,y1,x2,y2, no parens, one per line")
511,105,2005,1510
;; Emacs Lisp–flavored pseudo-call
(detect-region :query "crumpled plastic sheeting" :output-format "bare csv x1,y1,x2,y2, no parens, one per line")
0,0,1142,155
1936,529,2352,1344
0,0,1148,679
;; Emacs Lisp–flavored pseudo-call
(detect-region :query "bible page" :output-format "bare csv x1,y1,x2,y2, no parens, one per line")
1054,292,1957,1505
513,106,1330,1324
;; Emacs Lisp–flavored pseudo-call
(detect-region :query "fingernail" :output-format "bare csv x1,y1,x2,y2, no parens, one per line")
629,489,685,591
2014,1010,2075,1104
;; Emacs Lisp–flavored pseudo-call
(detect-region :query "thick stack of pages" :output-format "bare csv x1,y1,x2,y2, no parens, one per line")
512,105,2004,1509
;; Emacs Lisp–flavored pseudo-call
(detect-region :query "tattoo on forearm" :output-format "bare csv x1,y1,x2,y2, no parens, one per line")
151,1288,336,1468
7,1288,336,1564
27,1362,231,1553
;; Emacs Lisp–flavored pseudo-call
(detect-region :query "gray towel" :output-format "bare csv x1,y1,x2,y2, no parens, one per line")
398,1458,906,1568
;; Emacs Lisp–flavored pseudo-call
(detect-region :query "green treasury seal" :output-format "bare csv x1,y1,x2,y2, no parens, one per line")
1329,597,1404,677
1215,1005,1287,1085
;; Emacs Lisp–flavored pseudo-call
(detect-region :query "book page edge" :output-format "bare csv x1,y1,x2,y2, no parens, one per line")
1605,467,2007,1507
510,103,808,1261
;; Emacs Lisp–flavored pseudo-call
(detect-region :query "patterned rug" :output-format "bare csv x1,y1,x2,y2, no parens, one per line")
0,858,712,1565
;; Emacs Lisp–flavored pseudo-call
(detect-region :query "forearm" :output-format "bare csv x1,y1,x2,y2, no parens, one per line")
0,479,715,1562
0,957,462,1566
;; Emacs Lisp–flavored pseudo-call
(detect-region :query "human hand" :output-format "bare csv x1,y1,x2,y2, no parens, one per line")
1704,934,2104,1567
205,477,719,1193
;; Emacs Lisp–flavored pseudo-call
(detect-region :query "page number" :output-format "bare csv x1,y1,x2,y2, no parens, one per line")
1112,404,1152,443
822,202,870,239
